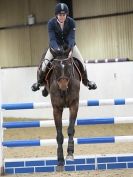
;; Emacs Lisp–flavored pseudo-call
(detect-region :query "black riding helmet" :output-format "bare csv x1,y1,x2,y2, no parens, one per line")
55,3,69,15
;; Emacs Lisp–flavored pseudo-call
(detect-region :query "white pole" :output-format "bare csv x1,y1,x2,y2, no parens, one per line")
0,68,4,175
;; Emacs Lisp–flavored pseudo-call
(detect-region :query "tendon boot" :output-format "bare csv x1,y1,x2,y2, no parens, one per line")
31,70,45,92
82,69,97,90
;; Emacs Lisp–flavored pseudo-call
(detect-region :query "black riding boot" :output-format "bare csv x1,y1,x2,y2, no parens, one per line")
31,70,48,97
82,69,97,90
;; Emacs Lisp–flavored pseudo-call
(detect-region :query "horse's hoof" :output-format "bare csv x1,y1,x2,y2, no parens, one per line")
66,154,74,161
56,165,64,172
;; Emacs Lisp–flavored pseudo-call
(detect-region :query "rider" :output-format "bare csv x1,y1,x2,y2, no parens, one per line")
31,3,97,95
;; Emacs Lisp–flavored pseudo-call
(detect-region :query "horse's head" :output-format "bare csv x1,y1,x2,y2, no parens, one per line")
51,49,73,91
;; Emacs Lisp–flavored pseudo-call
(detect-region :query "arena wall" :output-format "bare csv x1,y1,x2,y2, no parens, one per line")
1,62,133,119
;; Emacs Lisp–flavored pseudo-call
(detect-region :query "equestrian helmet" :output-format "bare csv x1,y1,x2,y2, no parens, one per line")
55,3,69,15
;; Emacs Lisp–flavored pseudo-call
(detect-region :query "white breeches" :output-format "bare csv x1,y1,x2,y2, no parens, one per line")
42,45,85,71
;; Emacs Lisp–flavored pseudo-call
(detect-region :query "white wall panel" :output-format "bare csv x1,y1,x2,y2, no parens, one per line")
1,63,133,119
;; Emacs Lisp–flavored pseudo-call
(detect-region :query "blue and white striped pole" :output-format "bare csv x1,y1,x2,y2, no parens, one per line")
0,69,4,175
3,116,133,129
2,136,133,147
1,98,133,110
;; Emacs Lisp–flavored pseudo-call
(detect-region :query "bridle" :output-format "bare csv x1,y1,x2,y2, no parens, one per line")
52,57,74,92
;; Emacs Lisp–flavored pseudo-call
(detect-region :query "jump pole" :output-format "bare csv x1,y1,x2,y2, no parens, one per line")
0,108,4,175
0,69,4,175
1,98,133,110
3,116,133,129
2,135,133,147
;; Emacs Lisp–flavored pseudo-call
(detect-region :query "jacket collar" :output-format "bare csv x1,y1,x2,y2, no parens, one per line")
57,17,68,31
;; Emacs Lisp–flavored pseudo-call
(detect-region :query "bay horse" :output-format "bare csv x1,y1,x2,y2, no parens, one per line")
45,49,81,171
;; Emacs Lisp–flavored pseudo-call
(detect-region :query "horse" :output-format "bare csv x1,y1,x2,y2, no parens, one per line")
44,49,81,171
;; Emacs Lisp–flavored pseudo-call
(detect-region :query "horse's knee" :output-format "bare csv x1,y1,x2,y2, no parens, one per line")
56,133,64,144
67,127,75,136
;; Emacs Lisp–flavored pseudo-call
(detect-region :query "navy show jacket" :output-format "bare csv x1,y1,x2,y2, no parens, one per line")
48,17,76,49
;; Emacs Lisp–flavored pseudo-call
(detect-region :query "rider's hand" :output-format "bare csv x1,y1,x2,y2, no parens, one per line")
51,48,63,56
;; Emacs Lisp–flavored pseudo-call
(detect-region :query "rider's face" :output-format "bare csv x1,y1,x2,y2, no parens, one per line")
57,13,67,23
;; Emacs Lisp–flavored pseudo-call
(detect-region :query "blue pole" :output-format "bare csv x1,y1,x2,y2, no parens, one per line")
2,103,34,110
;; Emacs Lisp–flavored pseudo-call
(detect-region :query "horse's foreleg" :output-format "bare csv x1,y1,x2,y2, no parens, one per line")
66,103,79,160
53,107,64,167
